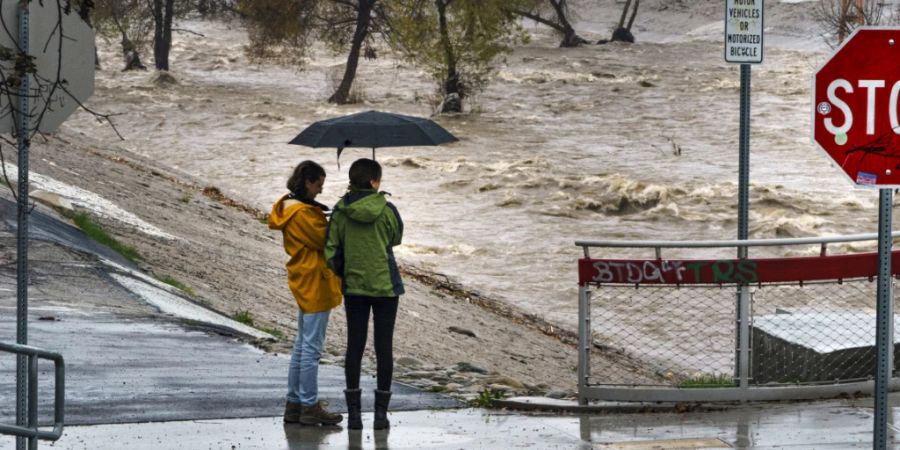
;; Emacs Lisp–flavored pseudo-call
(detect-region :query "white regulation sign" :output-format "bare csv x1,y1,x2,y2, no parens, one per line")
725,0,764,64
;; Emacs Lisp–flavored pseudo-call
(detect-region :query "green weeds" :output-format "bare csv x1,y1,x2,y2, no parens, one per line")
677,373,736,389
160,276,195,296
71,213,141,263
232,309,254,326
469,388,506,408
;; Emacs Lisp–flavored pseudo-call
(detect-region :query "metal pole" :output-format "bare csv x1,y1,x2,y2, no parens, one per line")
577,286,591,405
27,355,37,450
735,63,751,387
737,66,752,247
15,3,30,449
874,188,893,450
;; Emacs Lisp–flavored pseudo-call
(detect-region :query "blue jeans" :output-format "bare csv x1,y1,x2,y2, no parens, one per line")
286,309,330,406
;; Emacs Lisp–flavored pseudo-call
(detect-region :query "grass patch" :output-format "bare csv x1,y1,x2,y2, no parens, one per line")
160,276,195,296
232,309,254,326
230,311,284,340
72,212,141,263
260,326,284,340
468,388,506,408
427,385,448,393
678,373,736,389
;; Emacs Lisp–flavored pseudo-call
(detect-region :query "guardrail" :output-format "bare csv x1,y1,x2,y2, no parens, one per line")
0,342,64,442
576,232,900,403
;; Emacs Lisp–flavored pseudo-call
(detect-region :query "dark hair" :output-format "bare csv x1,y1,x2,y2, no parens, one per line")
287,160,326,197
348,158,382,191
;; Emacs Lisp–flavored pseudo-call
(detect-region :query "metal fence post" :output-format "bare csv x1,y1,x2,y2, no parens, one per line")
578,286,591,405
738,286,751,390
874,188,893,449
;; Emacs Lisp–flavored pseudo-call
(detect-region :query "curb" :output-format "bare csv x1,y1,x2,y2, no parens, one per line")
492,397,733,414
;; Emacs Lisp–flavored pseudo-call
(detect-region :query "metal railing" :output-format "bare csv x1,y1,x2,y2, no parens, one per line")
576,232,900,403
0,342,64,443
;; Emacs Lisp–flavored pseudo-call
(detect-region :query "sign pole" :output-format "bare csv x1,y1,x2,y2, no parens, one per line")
15,3,30,450
737,63,751,250
875,188,893,450
725,0,762,389
736,63,751,389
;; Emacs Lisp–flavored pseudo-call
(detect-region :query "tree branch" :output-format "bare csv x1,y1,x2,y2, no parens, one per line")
508,9,564,32
171,28,205,37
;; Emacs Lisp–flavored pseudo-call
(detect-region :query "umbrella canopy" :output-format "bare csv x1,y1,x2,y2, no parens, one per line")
288,110,458,152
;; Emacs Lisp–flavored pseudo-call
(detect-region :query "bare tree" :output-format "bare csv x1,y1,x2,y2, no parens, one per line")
817,0,882,45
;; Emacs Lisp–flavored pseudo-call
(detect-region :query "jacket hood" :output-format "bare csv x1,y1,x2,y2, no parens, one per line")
269,195,328,230
335,190,387,224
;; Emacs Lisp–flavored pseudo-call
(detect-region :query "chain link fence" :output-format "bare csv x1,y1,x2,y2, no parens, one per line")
586,277,897,388
750,278,896,385
588,284,737,387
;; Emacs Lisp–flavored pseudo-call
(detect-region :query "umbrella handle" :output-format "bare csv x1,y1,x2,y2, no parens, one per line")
372,148,375,161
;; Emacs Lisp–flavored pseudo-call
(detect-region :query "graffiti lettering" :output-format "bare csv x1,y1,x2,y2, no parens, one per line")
591,259,758,284
592,260,688,284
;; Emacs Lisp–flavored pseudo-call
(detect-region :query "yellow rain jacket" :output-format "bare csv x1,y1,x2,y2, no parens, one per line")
269,195,342,313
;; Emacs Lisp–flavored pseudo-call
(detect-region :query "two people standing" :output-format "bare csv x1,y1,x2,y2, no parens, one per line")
269,158,403,430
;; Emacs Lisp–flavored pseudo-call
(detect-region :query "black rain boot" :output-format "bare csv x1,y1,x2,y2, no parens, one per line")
373,389,392,430
344,389,363,430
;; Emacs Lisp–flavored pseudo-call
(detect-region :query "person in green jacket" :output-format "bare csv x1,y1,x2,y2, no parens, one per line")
325,158,403,431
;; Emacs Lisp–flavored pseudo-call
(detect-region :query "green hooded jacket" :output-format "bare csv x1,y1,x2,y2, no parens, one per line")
325,189,404,298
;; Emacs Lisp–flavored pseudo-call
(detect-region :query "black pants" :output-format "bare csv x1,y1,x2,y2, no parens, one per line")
344,295,399,391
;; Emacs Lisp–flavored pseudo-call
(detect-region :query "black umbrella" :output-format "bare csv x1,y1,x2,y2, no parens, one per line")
288,110,458,164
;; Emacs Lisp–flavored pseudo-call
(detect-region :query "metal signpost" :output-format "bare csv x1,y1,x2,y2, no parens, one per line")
15,4,29,449
0,2,95,449
811,28,900,449
725,0,763,390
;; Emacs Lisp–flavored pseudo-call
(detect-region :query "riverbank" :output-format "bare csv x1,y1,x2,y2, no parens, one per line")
2,131,661,401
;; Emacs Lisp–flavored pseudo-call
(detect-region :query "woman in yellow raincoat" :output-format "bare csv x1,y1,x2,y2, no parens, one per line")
269,160,343,426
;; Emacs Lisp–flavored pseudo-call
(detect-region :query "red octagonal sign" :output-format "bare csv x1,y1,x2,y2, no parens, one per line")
813,28,900,187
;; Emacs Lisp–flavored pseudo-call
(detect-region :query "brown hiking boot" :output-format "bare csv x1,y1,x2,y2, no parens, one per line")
300,400,343,426
284,401,303,423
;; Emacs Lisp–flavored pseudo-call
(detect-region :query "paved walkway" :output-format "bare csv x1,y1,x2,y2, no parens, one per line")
6,396,900,449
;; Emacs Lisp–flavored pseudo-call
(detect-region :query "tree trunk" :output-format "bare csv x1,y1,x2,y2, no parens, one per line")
121,34,148,71
626,0,639,31
617,0,632,30
549,0,584,47
611,0,636,43
153,0,174,71
436,0,461,113
328,0,375,104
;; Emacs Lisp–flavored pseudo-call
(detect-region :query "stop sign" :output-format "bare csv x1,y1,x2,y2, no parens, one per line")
813,28,900,187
